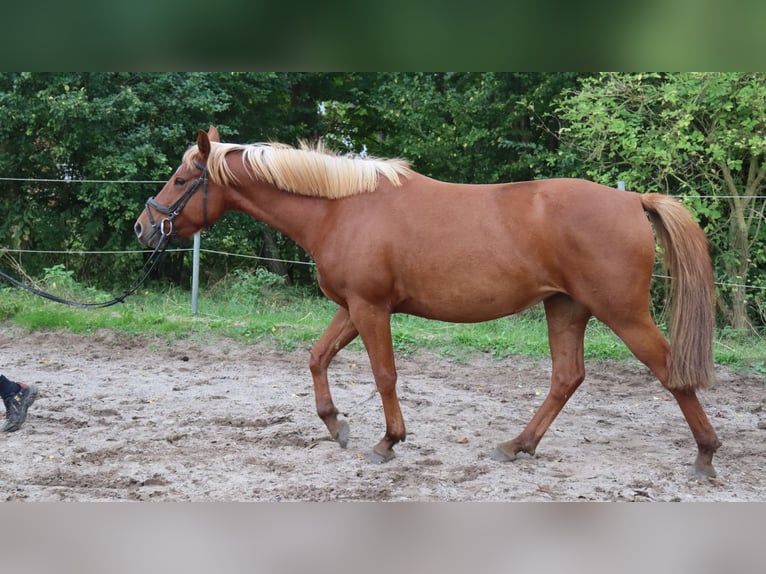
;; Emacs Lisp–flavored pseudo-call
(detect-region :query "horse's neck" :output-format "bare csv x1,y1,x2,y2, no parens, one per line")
232,181,329,255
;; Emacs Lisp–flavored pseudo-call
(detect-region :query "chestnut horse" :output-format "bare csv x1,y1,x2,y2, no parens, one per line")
134,127,721,477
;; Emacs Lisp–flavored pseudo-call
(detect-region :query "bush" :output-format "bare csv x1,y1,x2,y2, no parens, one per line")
0,289,22,320
224,268,287,305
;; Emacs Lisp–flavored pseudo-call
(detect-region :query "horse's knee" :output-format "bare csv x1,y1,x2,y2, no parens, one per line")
373,368,397,394
309,347,327,376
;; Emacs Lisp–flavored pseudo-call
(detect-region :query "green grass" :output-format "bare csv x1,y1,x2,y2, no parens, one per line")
1,273,765,378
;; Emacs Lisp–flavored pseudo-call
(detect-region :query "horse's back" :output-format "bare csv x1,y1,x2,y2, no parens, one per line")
401,176,652,266
321,176,655,322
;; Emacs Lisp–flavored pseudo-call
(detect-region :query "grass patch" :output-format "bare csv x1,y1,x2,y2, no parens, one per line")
1,270,764,378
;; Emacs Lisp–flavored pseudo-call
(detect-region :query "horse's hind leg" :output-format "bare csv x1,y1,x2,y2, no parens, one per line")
605,315,721,478
669,388,721,478
493,294,591,462
310,307,358,448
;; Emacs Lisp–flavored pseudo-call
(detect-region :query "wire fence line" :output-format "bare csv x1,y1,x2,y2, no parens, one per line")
3,174,766,199
3,247,765,291
0,247,316,267
1,176,764,289
0,177,166,184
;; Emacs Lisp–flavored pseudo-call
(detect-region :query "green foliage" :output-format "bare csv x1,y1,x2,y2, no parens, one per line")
0,288,22,320
542,73,766,329
318,72,580,184
2,72,764,330
0,72,330,287
221,268,287,305
1,72,579,291
41,264,77,292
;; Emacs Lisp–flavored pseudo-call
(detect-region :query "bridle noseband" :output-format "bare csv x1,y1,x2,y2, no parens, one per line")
144,161,210,241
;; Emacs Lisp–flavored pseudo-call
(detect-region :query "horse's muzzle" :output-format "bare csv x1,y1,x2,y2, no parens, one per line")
134,220,158,249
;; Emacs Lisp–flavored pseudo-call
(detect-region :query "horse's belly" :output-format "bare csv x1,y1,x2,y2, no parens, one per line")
393,278,554,323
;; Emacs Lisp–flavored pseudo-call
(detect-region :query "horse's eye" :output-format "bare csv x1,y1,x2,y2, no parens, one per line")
174,177,187,186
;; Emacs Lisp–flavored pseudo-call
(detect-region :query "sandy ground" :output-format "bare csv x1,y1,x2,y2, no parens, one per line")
0,326,763,501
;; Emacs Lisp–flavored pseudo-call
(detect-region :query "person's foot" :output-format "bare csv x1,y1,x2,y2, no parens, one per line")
2,383,37,432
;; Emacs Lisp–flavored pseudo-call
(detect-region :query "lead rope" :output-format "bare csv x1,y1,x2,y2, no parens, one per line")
1,162,208,309
0,234,170,309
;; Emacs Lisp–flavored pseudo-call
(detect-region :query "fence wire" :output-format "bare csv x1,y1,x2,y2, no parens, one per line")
3,248,764,291
0,247,316,267
1,176,764,287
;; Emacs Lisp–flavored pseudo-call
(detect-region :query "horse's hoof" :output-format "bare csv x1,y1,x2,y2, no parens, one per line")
333,420,350,449
693,462,717,479
366,449,395,464
491,446,516,462
492,447,516,462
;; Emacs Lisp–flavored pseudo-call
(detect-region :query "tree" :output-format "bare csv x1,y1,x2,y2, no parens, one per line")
1,73,585,290
317,72,582,184
0,72,305,285
545,72,766,329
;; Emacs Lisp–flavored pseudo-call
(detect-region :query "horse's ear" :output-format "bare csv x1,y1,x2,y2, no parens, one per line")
197,129,211,161
208,125,220,142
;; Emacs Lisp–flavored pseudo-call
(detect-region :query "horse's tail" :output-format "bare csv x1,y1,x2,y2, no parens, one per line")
640,193,715,390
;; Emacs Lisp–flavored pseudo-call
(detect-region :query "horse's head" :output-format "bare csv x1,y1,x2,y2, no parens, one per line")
134,126,225,249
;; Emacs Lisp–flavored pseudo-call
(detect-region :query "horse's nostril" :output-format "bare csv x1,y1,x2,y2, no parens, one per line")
134,221,143,237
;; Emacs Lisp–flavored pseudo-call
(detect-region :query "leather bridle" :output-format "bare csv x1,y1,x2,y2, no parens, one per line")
143,161,210,241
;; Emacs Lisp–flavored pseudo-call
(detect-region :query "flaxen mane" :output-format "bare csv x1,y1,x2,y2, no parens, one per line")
183,141,413,199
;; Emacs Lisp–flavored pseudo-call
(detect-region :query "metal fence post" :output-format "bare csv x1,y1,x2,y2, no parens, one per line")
191,231,201,315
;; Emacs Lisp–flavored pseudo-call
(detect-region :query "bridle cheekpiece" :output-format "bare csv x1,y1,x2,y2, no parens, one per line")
144,161,210,241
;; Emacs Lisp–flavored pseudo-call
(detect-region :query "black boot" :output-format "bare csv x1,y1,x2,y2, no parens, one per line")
3,382,37,432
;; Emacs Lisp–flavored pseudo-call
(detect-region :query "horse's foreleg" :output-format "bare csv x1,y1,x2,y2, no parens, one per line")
310,307,358,448
349,301,404,463
494,295,590,462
